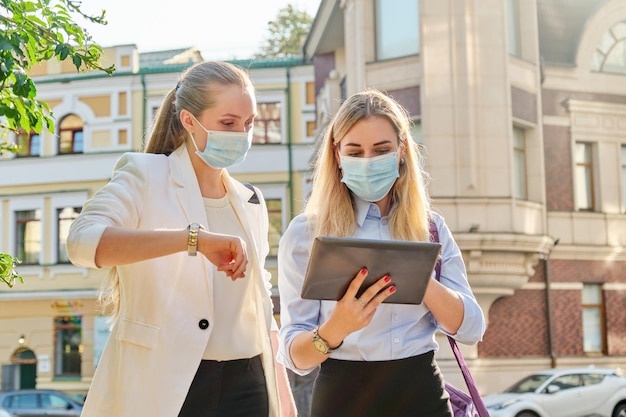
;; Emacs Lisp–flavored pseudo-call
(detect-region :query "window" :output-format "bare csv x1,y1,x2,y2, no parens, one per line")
146,97,165,140
306,121,316,138
411,119,422,145
5,393,38,408
375,0,419,60
506,0,521,57
582,284,606,353
54,316,82,377
622,145,626,212
305,81,316,105
549,374,583,391
581,373,605,386
513,127,527,199
58,114,84,154
16,131,40,157
58,207,81,264
591,21,626,74
266,199,283,257
253,102,282,144
16,210,41,265
575,142,595,211
41,392,73,409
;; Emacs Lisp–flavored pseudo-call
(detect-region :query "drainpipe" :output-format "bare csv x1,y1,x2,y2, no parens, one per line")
141,72,147,150
286,65,294,218
544,237,560,368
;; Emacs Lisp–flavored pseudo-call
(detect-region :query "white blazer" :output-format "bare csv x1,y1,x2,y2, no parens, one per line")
67,144,280,417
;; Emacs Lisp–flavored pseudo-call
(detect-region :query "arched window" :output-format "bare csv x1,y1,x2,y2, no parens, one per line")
16,131,40,157
591,21,626,74
58,114,84,154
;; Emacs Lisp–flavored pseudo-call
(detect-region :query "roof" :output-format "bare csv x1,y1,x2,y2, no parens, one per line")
229,55,305,69
537,0,609,66
303,0,344,60
135,55,306,76
33,52,309,84
138,47,203,68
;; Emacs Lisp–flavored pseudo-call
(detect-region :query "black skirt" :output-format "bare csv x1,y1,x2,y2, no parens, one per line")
311,351,453,417
178,355,269,417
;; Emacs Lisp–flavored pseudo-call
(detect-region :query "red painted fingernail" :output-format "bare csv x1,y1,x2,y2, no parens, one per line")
361,268,368,274
384,275,391,283
389,286,396,293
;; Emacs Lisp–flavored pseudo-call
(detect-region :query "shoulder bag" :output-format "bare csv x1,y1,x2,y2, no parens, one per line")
430,221,491,417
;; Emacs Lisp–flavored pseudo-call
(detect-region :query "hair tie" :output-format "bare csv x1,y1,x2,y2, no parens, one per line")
175,81,181,91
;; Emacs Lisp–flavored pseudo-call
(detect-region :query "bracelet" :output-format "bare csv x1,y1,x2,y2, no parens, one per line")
187,223,201,256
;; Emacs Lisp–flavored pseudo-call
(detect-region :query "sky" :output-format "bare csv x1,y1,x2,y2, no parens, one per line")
78,0,322,60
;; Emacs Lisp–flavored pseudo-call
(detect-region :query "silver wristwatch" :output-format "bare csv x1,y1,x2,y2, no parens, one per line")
312,327,342,355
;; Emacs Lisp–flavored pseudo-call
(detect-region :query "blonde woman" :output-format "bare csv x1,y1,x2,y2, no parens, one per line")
68,61,295,417
277,90,485,417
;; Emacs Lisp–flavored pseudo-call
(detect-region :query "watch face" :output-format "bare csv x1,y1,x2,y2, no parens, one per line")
313,339,328,354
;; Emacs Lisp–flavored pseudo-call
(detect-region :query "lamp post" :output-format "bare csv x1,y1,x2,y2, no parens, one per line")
544,237,559,368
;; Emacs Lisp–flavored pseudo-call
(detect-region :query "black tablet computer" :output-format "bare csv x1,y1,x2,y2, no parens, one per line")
301,236,441,305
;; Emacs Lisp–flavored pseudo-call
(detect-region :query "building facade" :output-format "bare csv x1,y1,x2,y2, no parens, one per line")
0,45,315,394
304,0,626,394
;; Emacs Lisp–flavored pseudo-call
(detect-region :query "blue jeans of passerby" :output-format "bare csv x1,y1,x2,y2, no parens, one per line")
287,367,319,417
178,355,269,417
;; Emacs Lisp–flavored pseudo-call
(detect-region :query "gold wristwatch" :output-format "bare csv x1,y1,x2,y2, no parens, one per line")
312,327,342,355
187,223,201,256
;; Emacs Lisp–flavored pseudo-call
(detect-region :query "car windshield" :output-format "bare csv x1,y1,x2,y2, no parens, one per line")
505,374,552,393
64,393,84,406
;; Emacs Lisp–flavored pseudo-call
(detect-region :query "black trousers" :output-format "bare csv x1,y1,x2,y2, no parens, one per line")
311,351,453,417
178,355,269,417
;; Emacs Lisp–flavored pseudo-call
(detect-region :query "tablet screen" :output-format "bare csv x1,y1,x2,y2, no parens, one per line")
301,236,441,305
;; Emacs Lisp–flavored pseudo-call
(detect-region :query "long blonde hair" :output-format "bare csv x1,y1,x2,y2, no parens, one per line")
304,89,431,242
99,61,254,318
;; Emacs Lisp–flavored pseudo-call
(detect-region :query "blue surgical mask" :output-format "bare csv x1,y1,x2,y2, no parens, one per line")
340,152,400,202
189,115,252,169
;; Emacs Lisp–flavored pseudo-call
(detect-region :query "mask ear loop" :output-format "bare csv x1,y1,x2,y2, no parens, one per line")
184,112,205,153
188,131,201,153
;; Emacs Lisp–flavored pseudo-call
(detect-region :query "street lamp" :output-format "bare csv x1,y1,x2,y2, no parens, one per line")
544,237,560,368
18,334,25,345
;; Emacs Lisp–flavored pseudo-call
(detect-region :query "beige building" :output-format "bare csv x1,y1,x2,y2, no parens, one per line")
304,0,626,394
0,45,314,394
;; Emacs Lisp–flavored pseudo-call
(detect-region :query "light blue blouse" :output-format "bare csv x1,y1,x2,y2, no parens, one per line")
277,197,486,376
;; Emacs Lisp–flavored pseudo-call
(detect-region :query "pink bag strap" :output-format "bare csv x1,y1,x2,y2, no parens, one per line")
429,221,490,417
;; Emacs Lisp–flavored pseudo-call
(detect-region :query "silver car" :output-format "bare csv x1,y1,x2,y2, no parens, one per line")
0,389,83,417
484,367,626,417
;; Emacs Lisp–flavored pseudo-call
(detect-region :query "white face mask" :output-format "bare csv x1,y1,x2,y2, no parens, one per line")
339,152,400,202
188,114,252,169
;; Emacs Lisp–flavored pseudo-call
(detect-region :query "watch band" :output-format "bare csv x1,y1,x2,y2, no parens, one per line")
187,223,200,256
312,327,343,354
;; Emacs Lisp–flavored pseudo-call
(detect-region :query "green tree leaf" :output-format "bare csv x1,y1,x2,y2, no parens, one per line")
0,253,23,288
0,0,116,287
0,0,115,136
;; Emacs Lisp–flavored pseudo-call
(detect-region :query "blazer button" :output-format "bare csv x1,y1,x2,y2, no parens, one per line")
198,319,209,330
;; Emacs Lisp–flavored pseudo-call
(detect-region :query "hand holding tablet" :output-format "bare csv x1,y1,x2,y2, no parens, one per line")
301,237,442,305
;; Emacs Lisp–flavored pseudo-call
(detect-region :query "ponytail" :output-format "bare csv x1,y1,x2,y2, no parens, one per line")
143,88,187,154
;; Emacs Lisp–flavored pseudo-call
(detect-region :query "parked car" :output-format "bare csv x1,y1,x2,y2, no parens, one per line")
484,367,626,417
0,389,83,417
